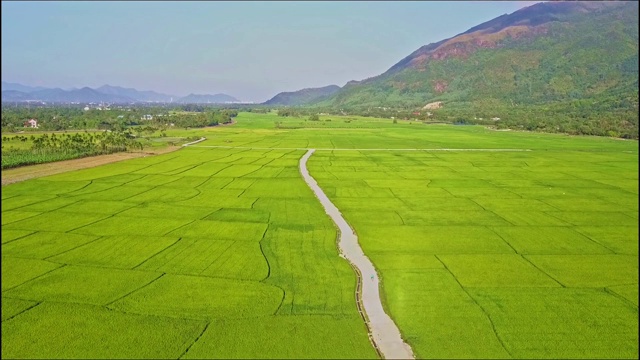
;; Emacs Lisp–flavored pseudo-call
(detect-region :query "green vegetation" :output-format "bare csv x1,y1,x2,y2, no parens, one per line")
2,302,206,359
1,130,377,358
306,128,638,358
1,105,239,169
2,112,638,358
264,84,341,106
1,106,237,132
304,2,639,139
1,130,143,169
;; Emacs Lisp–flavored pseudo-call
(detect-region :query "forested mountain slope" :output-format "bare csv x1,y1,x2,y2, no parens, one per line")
313,1,638,123
264,85,341,106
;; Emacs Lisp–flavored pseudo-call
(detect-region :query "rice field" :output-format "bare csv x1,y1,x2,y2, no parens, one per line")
308,143,639,359
1,141,376,358
2,112,638,358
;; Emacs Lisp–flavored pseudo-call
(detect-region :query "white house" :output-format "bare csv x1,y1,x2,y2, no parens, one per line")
141,114,153,120
422,101,443,110
24,119,38,128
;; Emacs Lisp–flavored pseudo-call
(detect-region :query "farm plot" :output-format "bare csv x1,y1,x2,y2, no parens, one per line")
1,302,207,359
1,145,376,358
310,147,639,359
2,231,100,259
136,238,269,280
4,265,162,305
182,314,374,359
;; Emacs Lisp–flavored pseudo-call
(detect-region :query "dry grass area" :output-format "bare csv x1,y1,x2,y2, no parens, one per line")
1,146,180,186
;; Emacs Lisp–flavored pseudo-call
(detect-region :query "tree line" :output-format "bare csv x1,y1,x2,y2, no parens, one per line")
1,106,238,132
1,130,144,169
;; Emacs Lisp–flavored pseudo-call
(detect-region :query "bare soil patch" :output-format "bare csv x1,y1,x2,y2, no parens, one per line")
1,146,180,186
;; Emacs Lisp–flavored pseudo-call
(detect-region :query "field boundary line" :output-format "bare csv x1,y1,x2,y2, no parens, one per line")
0,301,42,323
1,261,67,292
604,287,640,308
41,235,105,261
0,230,38,245
178,322,210,359
103,272,166,307
132,237,184,270
299,149,415,360
257,224,272,282
434,255,514,358
519,255,567,288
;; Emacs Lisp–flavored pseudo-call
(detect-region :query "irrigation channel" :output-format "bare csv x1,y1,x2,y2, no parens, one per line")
299,149,415,360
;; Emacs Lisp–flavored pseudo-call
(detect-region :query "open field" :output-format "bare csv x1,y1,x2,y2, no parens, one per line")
0,129,200,170
185,113,639,152
2,112,638,358
303,122,638,358
1,139,377,358
1,145,181,186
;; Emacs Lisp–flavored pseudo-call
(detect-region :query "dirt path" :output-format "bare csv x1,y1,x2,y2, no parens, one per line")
299,149,415,359
1,146,180,186
181,137,207,146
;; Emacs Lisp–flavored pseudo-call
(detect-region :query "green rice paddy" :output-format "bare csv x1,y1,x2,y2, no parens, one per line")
2,112,638,358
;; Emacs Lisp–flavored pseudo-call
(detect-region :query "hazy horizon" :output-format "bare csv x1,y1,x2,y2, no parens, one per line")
2,1,540,103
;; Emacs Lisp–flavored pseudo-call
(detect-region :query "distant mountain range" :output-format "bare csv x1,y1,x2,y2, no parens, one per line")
263,85,341,106
94,85,173,102
1,82,49,93
1,82,240,104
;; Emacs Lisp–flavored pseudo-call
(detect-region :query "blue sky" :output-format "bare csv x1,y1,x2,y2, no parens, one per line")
2,1,540,102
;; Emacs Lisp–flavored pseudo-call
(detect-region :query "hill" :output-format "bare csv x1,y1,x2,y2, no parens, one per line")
95,85,173,102
312,1,638,117
263,85,341,106
1,82,48,93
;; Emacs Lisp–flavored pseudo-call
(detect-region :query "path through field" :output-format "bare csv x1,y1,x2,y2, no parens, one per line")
299,149,415,360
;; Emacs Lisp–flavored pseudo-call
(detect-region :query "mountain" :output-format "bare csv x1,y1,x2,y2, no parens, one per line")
1,83,238,104
1,90,33,101
95,85,174,102
312,1,639,111
263,85,341,106
1,87,135,103
1,82,48,93
176,93,240,104
36,87,135,103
